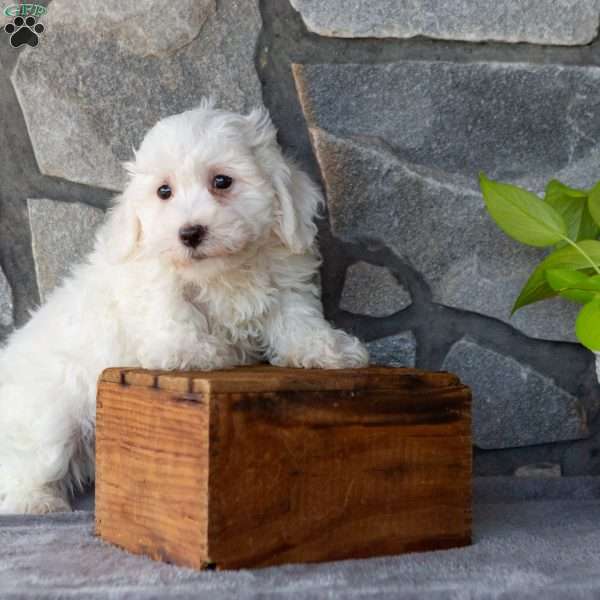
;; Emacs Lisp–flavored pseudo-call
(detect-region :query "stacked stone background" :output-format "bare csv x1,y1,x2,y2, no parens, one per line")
1,0,600,475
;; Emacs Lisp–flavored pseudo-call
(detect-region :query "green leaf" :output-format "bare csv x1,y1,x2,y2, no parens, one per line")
545,269,600,303
545,180,588,201
480,173,567,247
576,298,600,350
579,205,599,241
544,180,598,244
513,240,600,312
588,181,600,228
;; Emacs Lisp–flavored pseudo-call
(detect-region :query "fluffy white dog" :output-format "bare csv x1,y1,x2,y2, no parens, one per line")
0,101,368,514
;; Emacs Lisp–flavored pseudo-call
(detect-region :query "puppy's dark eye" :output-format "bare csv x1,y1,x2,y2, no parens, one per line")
213,175,233,190
157,184,172,200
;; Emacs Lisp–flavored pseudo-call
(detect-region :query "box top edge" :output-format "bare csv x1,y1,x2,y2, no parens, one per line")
99,365,463,392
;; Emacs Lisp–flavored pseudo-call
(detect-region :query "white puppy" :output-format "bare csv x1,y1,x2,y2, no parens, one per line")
0,101,368,514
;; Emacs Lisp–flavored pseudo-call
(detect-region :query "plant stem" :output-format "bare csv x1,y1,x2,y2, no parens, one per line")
560,236,600,276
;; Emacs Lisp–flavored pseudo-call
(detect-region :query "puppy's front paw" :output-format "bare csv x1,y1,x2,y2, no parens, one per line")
182,342,236,371
138,339,235,371
272,330,369,369
338,335,369,368
318,331,369,369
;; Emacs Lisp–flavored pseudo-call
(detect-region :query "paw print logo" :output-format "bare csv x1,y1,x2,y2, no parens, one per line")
3,16,44,48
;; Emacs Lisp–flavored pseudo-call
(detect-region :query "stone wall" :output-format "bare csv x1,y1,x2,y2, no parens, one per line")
1,0,600,475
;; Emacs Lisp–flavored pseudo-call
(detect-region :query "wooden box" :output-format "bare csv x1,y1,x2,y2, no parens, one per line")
95,366,472,570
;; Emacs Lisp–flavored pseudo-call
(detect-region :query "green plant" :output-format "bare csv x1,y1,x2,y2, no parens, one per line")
479,173,600,351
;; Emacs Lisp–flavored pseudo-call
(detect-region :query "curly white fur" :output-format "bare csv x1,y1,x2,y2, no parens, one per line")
0,101,368,514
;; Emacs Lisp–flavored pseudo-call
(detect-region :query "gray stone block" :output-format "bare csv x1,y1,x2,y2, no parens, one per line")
11,0,263,192
0,266,13,328
293,61,600,342
28,199,105,303
442,338,587,449
366,331,416,367
290,0,600,45
340,261,411,317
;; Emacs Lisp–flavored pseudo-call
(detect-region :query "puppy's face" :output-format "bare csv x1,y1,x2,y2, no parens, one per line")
125,106,278,269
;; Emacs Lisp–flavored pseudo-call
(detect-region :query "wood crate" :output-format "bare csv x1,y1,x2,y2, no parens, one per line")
95,365,472,570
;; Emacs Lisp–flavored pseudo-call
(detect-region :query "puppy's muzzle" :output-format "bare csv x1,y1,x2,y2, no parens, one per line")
179,224,207,249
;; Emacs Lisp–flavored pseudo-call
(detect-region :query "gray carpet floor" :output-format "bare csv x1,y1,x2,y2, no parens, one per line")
2,477,600,599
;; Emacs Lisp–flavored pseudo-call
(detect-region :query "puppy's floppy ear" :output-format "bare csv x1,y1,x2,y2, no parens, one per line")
246,107,323,254
272,159,323,254
96,187,141,263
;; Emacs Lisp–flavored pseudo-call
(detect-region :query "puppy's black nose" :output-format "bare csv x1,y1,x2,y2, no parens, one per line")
179,224,207,249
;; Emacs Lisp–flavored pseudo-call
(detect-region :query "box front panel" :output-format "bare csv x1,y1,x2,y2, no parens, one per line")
208,386,471,568
96,382,209,569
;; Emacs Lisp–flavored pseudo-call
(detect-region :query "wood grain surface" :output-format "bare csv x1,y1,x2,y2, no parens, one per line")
96,366,472,570
96,382,209,569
